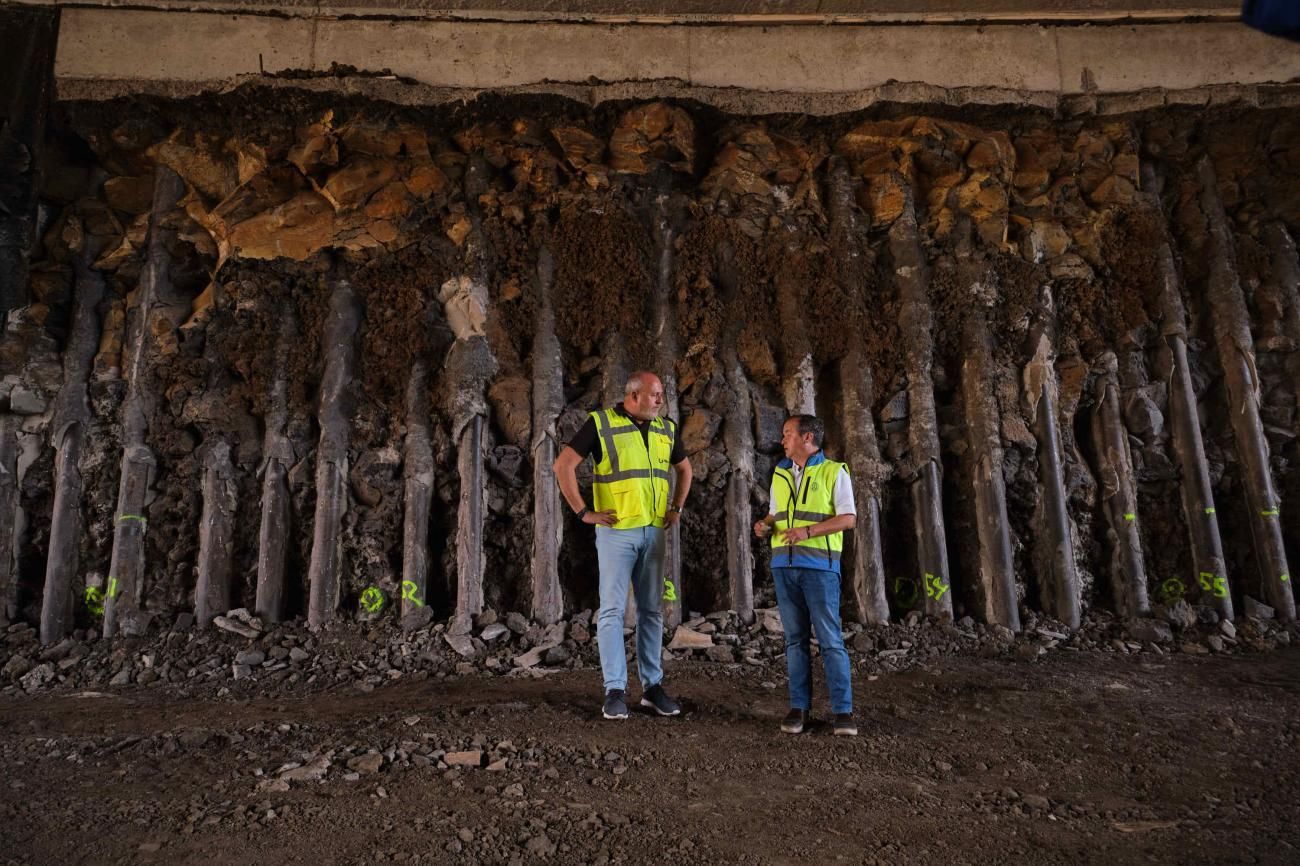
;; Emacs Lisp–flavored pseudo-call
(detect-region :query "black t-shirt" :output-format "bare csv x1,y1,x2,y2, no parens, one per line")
565,405,687,465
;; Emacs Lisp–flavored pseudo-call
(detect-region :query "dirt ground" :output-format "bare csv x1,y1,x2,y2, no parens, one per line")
2,648,1297,865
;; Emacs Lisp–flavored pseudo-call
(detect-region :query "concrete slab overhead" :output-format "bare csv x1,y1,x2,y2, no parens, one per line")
49,8,1300,101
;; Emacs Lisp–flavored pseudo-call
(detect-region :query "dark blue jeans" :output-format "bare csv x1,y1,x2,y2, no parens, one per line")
772,567,853,714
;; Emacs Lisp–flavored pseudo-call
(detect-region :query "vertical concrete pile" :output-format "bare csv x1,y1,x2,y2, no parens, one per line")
889,182,952,620
1143,165,1230,619
827,158,889,625
103,167,187,639
1023,286,1082,627
1196,158,1294,621
958,257,1020,631
529,246,564,626
306,269,360,628
254,305,297,624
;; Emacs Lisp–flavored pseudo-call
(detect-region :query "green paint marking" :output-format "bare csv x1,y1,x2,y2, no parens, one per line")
1282,574,1291,584
1123,512,1136,522
1203,507,1216,515
1161,577,1186,602
84,587,105,617
106,576,120,600
924,572,950,602
116,514,148,527
1260,508,1280,517
893,576,919,608
360,586,385,614
1199,572,1228,599
401,580,424,608
662,579,678,603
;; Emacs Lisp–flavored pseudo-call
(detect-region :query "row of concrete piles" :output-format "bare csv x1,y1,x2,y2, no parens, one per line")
6,152,1298,646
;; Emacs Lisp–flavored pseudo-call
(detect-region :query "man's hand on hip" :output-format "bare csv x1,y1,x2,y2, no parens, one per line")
583,509,617,527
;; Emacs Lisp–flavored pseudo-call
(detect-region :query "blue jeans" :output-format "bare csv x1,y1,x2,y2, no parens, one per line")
595,525,665,692
772,567,853,714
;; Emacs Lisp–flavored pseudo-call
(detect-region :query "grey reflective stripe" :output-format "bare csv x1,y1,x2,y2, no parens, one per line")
593,411,621,477
594,468,671,483
772,546,842,563
792,509,833,522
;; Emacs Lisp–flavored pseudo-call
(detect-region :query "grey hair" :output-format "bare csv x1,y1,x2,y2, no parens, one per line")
624,371,659,396
787,414,825,447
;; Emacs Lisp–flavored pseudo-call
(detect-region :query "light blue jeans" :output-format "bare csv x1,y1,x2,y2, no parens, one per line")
595,525,665,692
773,567,853,714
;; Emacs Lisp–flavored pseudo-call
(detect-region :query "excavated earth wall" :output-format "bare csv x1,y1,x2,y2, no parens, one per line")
1,85,1298,646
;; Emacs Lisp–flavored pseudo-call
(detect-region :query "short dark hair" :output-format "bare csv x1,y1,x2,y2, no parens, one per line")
785,414,824,447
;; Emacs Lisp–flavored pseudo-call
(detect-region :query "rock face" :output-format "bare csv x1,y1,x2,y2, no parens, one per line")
3,87,1298,647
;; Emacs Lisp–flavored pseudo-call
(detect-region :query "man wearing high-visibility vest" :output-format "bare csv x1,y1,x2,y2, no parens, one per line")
554,371,694,721
754,414,858,736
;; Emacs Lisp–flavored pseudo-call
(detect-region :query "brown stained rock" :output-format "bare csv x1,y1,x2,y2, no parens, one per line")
338,120,426,159
363,182,413,222
680,408,721,454
488,376,531,448
608,102,694,175
966,133,1014,172
94,298,126,378
1088,175,1136,206
227,191,335,261
551,126,605,171
403,159,449,199
93,213,148,271
147,132,238,201
287,118,339,175
103,175,156,215
737,325,778,385
1021,221,1072,263
228,138,269,185
667,626,713,650
863,174,906,227
446,214,471,247
320,158,398,212
198,167,304,259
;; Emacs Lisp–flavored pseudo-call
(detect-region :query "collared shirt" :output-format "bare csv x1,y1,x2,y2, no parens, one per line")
768,453,856,518
565,404,687,465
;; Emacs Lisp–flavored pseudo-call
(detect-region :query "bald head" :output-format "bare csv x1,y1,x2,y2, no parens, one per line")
623,370,665,421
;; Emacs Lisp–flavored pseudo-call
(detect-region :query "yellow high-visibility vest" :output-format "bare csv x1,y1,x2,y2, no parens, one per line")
771,453,847,573
590,408,675,530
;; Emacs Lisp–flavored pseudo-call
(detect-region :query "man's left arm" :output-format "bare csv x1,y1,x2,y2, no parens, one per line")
666,457,693,527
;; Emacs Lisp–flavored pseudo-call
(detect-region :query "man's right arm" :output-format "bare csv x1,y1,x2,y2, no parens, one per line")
753,475,777,538
553,430,616,527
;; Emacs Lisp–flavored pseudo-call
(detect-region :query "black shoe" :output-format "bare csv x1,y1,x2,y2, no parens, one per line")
602,689,629,720
639,683,681,717
833,713,858,737
781,708,808,734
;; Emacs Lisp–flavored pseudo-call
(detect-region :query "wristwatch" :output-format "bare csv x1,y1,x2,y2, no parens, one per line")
577,506,589,519
668,505,683,514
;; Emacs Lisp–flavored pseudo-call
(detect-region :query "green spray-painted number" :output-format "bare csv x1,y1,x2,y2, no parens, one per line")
360,586,385,614
662,579,678,603
1161,577,1185,602
106,576,120,600
924,572,949,601
401,580,425,608
85,587,105,617
893,577,919,608
1198,572,1227,599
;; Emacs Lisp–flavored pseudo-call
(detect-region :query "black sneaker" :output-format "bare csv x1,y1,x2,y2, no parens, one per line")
833,713,858,737
639,683,681,717
781,708,808,734
602,689,629,720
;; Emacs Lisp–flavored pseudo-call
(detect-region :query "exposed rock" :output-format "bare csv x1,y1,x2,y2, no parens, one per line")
667,626,713,651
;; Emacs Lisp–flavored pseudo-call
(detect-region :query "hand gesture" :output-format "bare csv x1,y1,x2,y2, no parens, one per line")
583,509,617,527
753,519,771,539
779,526,810,544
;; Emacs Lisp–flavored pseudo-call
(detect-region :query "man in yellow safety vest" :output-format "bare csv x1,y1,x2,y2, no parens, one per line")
554,370,694,720
754,414,858,736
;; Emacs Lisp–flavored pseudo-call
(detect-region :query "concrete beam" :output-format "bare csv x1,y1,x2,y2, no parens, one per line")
47,8,1300,109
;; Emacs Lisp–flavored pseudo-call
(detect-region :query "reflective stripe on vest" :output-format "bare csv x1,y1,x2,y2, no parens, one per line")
771,457,847,573
591,408,675,530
